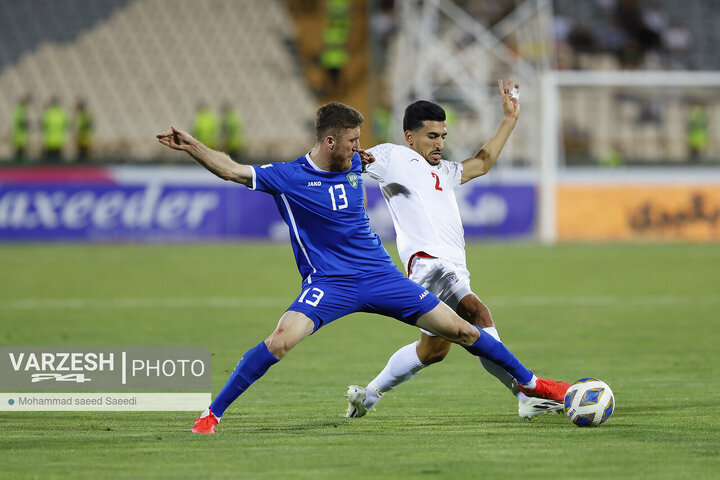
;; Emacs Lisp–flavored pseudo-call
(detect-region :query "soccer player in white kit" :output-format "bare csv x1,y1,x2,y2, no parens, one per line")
345,79,565,419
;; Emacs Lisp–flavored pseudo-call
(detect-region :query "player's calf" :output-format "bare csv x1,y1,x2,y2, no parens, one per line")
416,334,451,365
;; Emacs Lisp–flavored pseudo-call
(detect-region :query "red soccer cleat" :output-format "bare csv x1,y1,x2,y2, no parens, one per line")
517,377,571,403
191,409,219,434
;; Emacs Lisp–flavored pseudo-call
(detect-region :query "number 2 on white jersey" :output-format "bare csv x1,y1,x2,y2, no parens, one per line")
328,184,348,210
431,172,443,191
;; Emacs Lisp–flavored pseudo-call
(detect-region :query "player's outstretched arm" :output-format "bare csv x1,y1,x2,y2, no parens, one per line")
460,78,519,184
156,126,253,186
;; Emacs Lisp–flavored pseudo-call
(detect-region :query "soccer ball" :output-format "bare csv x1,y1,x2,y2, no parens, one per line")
564,378,615,427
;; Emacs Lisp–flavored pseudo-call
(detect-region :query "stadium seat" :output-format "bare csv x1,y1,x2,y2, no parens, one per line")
0,0,315,160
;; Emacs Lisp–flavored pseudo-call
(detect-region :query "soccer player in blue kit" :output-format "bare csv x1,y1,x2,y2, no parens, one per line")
156,102,569,434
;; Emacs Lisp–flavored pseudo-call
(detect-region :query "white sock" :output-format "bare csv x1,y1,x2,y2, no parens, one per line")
521,375,538,390
364,341,426,410
477,327,529,401
201,407,221,421
364,383,381,408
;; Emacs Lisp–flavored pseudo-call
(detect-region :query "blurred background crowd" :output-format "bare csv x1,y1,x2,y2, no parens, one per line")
0,0,718,166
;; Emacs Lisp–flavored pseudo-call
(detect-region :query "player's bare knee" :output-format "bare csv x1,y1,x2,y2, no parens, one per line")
264,333,293,359
457,295,494,328
266,312,313,359
455,322,480,346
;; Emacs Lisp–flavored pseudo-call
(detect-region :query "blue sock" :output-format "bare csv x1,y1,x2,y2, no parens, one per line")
210,341,279,417
463,326,533,385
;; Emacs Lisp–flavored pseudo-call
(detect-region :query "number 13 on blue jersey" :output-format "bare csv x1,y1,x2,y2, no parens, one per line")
328,184,348,211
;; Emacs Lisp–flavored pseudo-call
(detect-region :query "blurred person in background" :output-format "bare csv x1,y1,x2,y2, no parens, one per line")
11,94,32,161
193,103,219,149
320,0,351,95
662,21,692,64
221,103,244,160
687,103,708,162
74,100,93,162
613,0,661,68
369,0,395,66
42,97,69,162
600,143,624,168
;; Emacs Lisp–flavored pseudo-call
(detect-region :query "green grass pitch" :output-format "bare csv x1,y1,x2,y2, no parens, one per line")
1,242,719,479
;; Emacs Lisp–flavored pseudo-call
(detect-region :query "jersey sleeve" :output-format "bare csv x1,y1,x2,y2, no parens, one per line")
365,143,394,182
443,160,463,188
251,162,297,194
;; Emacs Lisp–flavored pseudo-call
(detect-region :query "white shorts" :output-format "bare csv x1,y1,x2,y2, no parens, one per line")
408,255,474,337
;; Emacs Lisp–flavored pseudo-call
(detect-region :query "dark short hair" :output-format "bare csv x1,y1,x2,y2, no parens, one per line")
315,102,364,141
403,100,445,132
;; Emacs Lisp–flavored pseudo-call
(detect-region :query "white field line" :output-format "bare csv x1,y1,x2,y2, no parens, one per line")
0,297,288,310
0,294,719,311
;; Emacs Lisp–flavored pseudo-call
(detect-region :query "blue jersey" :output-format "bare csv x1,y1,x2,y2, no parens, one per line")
251,153,396,281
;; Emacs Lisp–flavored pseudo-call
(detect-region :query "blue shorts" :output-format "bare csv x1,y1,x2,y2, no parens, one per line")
287,267,440,332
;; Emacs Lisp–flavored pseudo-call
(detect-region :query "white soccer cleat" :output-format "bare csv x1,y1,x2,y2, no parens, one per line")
518,397,564,419
344,385,368,418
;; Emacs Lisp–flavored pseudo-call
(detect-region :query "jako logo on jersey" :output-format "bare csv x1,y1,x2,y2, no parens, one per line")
346,172,359,189
260,164,273,169
419,290,430,300
307,181,322,187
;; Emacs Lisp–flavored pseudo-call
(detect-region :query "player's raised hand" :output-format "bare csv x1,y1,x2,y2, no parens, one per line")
156,125,196,151
358,149,375,171
498,78,520,120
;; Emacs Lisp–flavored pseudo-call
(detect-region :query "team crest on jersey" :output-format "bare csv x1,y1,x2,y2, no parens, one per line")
443,272,458,284
346,172,359,189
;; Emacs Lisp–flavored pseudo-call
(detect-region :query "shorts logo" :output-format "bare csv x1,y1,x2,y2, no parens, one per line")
307,181,322,187
346,172,359,189
444,272,458,284
419,290,430,300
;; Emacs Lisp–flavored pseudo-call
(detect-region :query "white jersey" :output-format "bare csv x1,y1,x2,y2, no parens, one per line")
366,143,466,271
